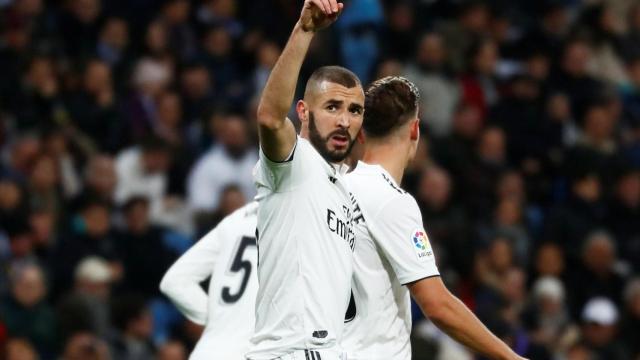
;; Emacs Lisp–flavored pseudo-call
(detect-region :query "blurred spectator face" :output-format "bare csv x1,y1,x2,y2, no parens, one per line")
129,309,153,339
162,0,190,25
583,105,614,142
75,256,112,299
389,3,413,31
158,340,187,360
496,171,525,202
30,155,58,192
82,204,110,238
478,127,506,164
572,175,601,203
218,116,249,157
16,0,43,17
84,60,112,96
181,65,211,99
582,232,615,276
30,209,54,247
43,130,68,158
0,180,22,211
26,57,58,96
630,4,640,31
145,21,169,54
533,276,566,316
11,265,46,308
10,136,40,174
511,78,539,101
208,0,236,19
473,41,498,75
452,104,482,139
598,6,618,34
526,54,550,81
627,59,640,88
157,92,182,128
566,343,594,360
9,229,33,258
546,93,571,122
562,42,591,77
218,186,246,216
100,17,129,51
133,58,171,97
501,268,526,304
616,171,640,208
124,199,150,234
460,4,489,32
543,6,569,35
417,167,451,210
417,33,446,68
257,41,280,69
376,59,403,78
203,27,232,58
72,0,101,24
142,148,171,174
495,198,522,226
488,237,513,274
624,280,640,318
582,298,618,347
5,338,38,360
62,332,109,360
85,155,117,198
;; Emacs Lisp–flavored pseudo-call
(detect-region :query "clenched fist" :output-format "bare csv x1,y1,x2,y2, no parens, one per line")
299,0,344,32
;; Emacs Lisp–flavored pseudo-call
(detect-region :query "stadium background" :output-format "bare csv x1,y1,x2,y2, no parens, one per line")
0,0,639,359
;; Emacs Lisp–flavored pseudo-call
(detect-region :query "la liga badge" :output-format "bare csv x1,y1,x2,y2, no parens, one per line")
412,229,433,262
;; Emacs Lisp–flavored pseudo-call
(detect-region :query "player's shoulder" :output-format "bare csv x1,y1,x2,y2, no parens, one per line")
348,162,409,198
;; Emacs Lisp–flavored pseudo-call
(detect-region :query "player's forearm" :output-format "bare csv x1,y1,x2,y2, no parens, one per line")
256,22,314,129
420,294,522,360
160,276,209,325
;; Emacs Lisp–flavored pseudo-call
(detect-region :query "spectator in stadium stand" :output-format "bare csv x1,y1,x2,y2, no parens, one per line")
40,128,82,200
545,172,606,259
459,38,500,121
531,243,567,285
0,263,56,357
568,231,627,316
72,155,117,213
28,207,56,260
415,166,472,278
621,3,640,60
51,197,119,298
57,0,102,57
115,196,183,299
521,276,577,356
187,112,257,216
549,39,604,118
483,197,531,267
580,297,629,359
95,17,131,80
381,2,418,63
157,340,187,360
1,134,40,181
404,32,461,138
159,0,197,62
474,236,515,315
606,168,640,270
519,1,571,61
0,177,28,234
65,59,120,153
57,256,113,342
109,294,155,360
0,222,37,296
61,331,111,360
195,0,243,38
198,25,243,104
178,63,214,126
620,279,640,358
194,183,246,237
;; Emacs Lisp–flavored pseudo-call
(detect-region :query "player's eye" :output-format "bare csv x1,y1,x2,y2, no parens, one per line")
327,105,337,111
350,107,363,115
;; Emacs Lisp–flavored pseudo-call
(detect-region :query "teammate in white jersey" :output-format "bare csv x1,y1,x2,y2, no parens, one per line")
249,1,363,359
343,77,527,360
160,202,258,359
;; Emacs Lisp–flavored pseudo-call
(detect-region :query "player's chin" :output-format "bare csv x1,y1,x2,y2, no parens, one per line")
326,148,350,162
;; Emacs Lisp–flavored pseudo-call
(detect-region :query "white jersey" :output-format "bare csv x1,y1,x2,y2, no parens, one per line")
159,202,258,360
248,137,355,359
343,162,440,360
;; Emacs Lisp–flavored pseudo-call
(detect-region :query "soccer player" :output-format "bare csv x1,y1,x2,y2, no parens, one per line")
343,77,527,360
159,202,258,359
249,0,363,359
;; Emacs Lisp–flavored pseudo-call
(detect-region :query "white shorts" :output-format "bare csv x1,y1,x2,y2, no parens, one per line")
274,349,347,360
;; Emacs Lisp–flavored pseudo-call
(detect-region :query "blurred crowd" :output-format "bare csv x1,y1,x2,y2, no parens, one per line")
0,0,639,359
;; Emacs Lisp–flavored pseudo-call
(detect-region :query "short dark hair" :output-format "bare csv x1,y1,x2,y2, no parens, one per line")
363,76,420,138
305,66,361,96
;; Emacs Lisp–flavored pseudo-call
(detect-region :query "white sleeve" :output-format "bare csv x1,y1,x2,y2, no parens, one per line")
372,195,440,285
159,224,225,325
254,137,310,192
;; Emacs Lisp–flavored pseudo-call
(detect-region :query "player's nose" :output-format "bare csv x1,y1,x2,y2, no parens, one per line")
336,112,350,128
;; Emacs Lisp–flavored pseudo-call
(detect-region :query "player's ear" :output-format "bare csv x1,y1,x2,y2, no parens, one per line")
296,100,308,124
409,119,420,141
357,129,365,144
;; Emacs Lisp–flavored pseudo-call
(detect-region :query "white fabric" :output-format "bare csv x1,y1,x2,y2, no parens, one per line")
247,137,355,359
342,162,440,360
114,147,166,212
187,145,258,212
273,348,347,360
160,202,259,359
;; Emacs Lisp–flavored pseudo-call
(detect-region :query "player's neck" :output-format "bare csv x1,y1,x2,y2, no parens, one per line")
362,142,408,185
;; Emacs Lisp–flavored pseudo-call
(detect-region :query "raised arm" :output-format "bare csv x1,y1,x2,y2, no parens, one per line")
257,0,343,161
408,277,527,360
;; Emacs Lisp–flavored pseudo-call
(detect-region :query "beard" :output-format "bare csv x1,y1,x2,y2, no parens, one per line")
308,111,356,163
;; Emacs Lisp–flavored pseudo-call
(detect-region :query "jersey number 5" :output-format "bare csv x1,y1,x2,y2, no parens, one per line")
222,236,256,304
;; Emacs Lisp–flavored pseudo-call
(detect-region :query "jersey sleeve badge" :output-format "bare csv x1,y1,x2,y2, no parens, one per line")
412,229,434,262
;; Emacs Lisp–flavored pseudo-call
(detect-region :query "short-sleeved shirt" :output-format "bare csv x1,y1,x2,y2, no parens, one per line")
161,202,259,359
248,137,356,359
342,161,440,360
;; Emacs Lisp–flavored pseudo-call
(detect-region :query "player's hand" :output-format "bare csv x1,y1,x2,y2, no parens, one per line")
299,0,344,32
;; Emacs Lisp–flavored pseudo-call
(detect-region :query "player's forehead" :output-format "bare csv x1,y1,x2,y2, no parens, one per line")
313,80,364,105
